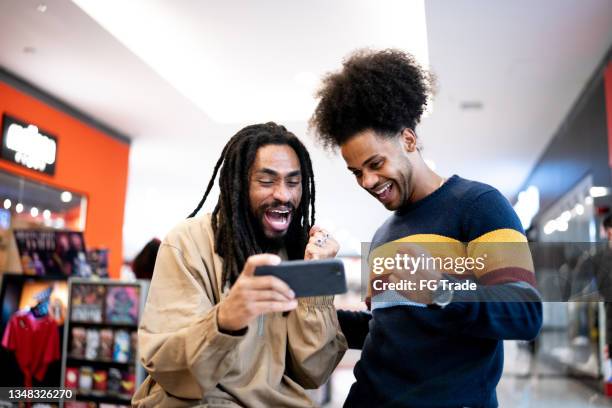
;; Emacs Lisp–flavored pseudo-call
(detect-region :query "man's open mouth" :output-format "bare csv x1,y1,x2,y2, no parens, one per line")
371,181,393,203
263,207,293,232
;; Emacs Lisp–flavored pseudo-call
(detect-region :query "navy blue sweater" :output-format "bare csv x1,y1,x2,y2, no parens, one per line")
339,175,543,408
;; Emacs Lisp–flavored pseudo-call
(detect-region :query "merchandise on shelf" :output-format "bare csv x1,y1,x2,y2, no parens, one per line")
85,329,100,360
93,369,108,395
71,327,86,358
105,286,139,325
79,366,93,392
65,367,79,389
113,330,131,363
70,284,105,323
99,329,114,360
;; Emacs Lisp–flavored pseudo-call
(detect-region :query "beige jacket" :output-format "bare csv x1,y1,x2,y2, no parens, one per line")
132,215,347,407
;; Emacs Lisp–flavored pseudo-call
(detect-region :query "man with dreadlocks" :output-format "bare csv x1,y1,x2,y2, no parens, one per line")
133,122,347,407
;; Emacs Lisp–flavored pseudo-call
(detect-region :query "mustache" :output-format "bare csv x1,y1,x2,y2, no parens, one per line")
261,201,295,212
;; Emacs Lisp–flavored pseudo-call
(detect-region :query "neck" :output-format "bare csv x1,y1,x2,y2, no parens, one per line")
408,162,445,204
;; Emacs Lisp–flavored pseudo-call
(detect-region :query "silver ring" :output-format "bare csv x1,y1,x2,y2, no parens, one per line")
315,237,328,247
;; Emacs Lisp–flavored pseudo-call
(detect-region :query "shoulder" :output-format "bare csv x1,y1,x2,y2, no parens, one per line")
452,177,524,240
449,175,497,203
163,214,215,254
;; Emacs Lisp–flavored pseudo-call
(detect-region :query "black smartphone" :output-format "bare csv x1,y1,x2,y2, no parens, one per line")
254,259,347,297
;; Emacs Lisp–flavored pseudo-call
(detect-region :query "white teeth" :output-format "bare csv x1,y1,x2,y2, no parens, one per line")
374,183,391,195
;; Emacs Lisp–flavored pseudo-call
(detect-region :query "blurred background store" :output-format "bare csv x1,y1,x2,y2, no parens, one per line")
0,0,611,407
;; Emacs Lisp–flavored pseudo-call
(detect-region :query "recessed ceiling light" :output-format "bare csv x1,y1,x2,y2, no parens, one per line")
589,186,609,198
3,199,11,210
30,207,39,217
460,101,483,110
15,203,24,214
37,4,47,13
61,191,72,203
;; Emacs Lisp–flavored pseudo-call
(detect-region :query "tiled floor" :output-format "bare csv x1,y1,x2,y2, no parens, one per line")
323,341,612,407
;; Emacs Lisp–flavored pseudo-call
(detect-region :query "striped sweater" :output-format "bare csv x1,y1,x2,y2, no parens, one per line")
339,175,542,408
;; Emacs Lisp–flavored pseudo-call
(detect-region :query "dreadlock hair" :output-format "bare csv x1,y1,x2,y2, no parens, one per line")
188,122,316,287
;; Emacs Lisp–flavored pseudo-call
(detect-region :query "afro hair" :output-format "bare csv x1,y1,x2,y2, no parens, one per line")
310,48,434,150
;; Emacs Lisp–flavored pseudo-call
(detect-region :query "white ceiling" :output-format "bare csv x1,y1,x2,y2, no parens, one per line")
0,0,611,258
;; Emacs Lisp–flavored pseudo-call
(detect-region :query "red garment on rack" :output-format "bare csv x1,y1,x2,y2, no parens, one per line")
1,311,60,387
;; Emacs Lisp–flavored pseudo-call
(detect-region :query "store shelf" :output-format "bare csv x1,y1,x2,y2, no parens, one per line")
68,321,138,330
60,278,150,402
67,356,134,368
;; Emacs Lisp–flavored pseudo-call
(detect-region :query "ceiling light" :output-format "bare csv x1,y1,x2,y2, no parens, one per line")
560,211,571,223
15,203,24,214
557,220,569,232
43,209,51,219
3,199,11,210
544,220,556,235
61,191,72,203
585,196,594,205
30,207,39,217
574,204,584,215
460,101,483,110
589,186,609,198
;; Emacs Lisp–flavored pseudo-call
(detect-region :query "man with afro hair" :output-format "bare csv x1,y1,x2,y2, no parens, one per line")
310,49,543,408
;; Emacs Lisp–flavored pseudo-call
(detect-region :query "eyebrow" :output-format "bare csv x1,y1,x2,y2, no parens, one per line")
347,155,380,171
256,168,301,177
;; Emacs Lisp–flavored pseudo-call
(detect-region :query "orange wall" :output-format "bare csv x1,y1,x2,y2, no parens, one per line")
0,81,130,278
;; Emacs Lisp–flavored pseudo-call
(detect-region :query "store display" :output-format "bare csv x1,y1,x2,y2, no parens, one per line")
85,329,100,360
87,248,109,278
93,369,108,395
71,327,86,358
13,230,91,277
105,286,139,325
1,287,61,387
121,368,136,396
100,329,114,360
61,279,148,406
78,366,93,392
107,368,122,395
65,367,79,389
113,330,130,363
70,284,105,323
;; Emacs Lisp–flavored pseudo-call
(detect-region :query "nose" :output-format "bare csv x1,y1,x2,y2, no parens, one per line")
273,183,292,203
361,170,379,190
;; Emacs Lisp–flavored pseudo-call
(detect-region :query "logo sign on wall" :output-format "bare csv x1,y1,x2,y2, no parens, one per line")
1,114,57,175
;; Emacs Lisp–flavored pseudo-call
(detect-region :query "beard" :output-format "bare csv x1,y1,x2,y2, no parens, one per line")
249,205,298,253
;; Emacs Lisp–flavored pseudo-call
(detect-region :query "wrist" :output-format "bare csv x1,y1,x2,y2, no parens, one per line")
217,304,247,333
429,281,454,309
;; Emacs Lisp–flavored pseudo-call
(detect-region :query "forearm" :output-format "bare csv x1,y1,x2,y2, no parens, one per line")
435,281,543,340
286,296,348,388
140,305,245,398
337,309,371,349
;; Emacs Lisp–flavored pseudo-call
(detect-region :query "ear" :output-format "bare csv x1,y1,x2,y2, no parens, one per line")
399,128,418,153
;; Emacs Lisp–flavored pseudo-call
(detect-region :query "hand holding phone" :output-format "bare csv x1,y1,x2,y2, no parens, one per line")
217,254,297,332
255,259,347,297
